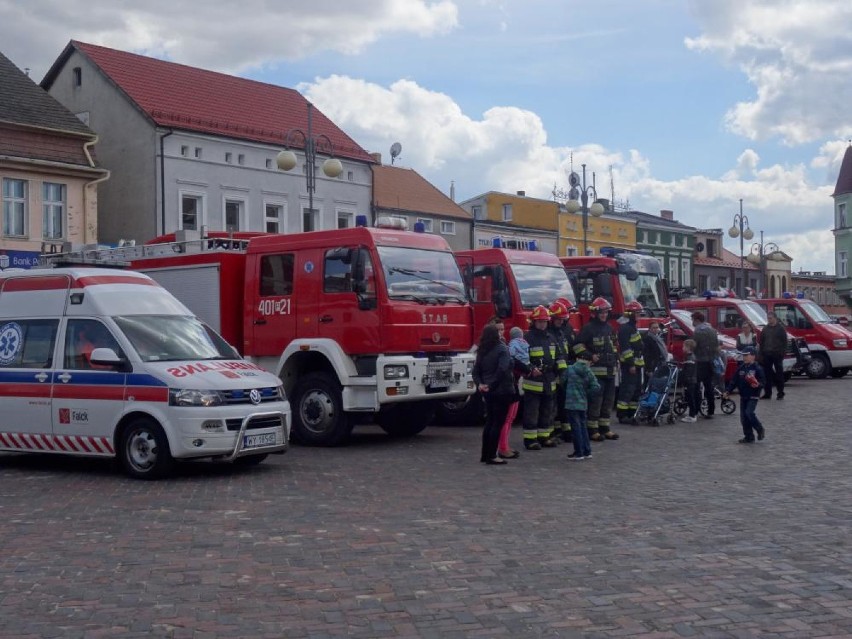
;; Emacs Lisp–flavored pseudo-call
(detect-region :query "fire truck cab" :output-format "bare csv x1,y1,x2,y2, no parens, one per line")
0,268,290,478
52,222,475,446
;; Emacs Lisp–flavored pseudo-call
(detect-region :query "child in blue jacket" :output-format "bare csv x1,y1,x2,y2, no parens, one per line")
722,346,766,444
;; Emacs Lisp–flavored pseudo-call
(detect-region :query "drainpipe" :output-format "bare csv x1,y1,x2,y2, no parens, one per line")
82,136,110,245
160,130,174,236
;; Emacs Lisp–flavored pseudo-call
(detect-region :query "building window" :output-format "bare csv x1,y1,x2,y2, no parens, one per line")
668,257,679,287
180,193,203,231
43,182,66,240
839,203,847,229
472,205,484,220
565,246,578,257
2,178,27,237
225,152,233,164
303,207,318,232
440,220,456,235
717,276,728,289
238,154,245,166
347,171,354,182
585,247,594,256
194,147,202,159
680,259,690,287
337,211,353,229
224,200,244,232
698,274,708,292
502,204,512,221
180,145,189,157
706,238,716,257
265,203,284,233
840,251,848,278
265,158,273,169
416,218,433,232
72,67,81,87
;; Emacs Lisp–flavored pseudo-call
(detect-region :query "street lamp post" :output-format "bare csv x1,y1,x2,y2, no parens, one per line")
727,198,754,298
747,230,779,297
276,102,343,226
564,164,605,256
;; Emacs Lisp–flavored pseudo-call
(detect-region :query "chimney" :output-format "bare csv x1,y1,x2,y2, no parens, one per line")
660,209,674,220
450,180,456,202
516,190,526,197
370,152,382,164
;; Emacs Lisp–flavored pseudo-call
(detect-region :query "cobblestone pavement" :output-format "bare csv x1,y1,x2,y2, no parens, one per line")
2,375,852,638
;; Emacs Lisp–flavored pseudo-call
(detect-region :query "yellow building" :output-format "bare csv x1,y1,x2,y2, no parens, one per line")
558,205,636,257
459,191,559,253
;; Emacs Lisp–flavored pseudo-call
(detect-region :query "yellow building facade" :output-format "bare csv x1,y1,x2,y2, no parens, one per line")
557,208,637,257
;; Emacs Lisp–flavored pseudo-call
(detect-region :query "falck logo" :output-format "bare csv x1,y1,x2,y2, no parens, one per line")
249,389,262,405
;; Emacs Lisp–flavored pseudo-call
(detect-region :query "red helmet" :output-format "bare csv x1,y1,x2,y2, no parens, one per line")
624,300,644,315
548,301,569,319
530,305,551,321
555,297,575,312
589,297,612,312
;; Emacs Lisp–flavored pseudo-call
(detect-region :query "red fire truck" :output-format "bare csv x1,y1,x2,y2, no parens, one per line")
560,249,670,334
48,222,475,446
434,244,577,424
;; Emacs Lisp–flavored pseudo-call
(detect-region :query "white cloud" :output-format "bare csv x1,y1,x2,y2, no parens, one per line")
305,74,837,272
685,0,852,144
0,0,459,79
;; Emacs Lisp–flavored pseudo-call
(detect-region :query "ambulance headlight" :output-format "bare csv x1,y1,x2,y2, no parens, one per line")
169,389,225,407
384,365,408,379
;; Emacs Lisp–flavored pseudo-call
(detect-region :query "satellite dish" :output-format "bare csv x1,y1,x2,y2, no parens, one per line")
390,142,402,165
695,242,705,253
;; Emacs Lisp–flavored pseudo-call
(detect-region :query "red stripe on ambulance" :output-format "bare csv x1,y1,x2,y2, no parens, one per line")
0,432,114,456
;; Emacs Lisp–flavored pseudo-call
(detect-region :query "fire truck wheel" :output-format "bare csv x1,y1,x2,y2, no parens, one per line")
291,372,352,447
377,401,435,437
118,418,174,480
434,393,485,426
805,353,829,379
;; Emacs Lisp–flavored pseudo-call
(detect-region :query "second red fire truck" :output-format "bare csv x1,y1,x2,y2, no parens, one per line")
48,220,475,446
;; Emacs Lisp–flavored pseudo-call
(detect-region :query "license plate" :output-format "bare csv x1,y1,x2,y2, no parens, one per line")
243,432,277,449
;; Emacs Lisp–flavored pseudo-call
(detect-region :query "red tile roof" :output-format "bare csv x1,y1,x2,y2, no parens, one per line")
43,41,374,163
694,248,759,269
373,165,471,220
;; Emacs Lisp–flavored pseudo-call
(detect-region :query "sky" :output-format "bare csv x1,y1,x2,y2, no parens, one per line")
2,0,851,273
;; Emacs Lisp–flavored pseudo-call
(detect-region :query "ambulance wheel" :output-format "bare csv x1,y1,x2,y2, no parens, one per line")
805,353,829,379
291,372,352,447
233,454,268,466
119,418,173,480
377,401,435,437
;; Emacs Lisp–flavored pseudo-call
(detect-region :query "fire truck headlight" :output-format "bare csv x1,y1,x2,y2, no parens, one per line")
169,389,225,407
384,365,409,380
466,360,474,375
833,338,848,348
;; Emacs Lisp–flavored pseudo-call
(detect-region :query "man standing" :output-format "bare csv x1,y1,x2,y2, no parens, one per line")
759,312,788,399
616,301,645,422
547,299,574,442
574,297,619,441
691,311,719,419
522,305,560,450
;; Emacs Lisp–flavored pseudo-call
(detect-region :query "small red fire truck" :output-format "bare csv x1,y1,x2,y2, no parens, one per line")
48,221,475,446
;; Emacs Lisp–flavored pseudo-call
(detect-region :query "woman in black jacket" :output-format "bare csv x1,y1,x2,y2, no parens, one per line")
472,323,514,465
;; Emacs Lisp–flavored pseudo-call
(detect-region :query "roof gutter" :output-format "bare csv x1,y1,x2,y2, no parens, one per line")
82,135,111,245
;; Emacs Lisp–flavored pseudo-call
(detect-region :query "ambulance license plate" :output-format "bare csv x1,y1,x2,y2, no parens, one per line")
243,433,276,449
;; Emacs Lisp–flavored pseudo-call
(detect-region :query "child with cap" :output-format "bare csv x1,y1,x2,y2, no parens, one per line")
497,326,530,459
723,346,767,443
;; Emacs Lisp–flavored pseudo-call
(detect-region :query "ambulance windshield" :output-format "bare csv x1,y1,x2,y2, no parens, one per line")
378,247,467,302
113,315,239,362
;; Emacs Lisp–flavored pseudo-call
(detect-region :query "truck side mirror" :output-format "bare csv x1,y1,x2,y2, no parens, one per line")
624,268,639,281
90,347,131,372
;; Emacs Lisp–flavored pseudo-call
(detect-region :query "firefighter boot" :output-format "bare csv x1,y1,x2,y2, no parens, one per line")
590,430,604,442
604,431,620,440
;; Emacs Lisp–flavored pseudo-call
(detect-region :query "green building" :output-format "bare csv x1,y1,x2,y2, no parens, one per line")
833,145,852,310
615,209,696,291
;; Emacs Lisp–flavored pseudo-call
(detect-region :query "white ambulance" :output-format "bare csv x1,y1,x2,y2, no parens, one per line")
0,268,290,479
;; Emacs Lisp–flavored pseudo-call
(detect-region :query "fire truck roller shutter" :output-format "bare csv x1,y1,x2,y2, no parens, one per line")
140,265,222,332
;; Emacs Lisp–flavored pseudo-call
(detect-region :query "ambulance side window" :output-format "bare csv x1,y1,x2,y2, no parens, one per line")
0,319,59,369
64,319,124,370
259,254,294,297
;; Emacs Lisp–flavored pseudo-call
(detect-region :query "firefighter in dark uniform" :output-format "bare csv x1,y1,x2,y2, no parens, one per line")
522,305,560,450
547,299,574,442
616,300,646,423
573,297,619,441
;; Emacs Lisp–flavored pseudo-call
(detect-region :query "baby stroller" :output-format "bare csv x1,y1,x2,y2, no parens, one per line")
634,363,679,426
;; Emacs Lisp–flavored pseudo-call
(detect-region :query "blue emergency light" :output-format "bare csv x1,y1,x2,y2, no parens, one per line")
528,240,538,251
413,221,425,233
355,215,368,227
492,237,503,248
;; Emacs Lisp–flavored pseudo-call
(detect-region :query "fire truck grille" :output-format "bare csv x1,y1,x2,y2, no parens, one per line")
226,415,284,431
424,361,453,391
221,387,281,404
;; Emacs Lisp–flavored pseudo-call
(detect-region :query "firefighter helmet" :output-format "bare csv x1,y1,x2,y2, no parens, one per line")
624,300,644,315
589,297,612,312
548,300,569,319
530,305,551,321
555,297,575,311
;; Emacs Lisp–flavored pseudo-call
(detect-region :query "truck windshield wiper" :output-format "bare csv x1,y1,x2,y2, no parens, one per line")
387,267,466,297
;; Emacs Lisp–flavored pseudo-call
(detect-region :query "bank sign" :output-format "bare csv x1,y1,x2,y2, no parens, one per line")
0,250,41,270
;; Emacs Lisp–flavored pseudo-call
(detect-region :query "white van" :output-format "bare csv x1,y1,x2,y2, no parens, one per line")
0,268,290,479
